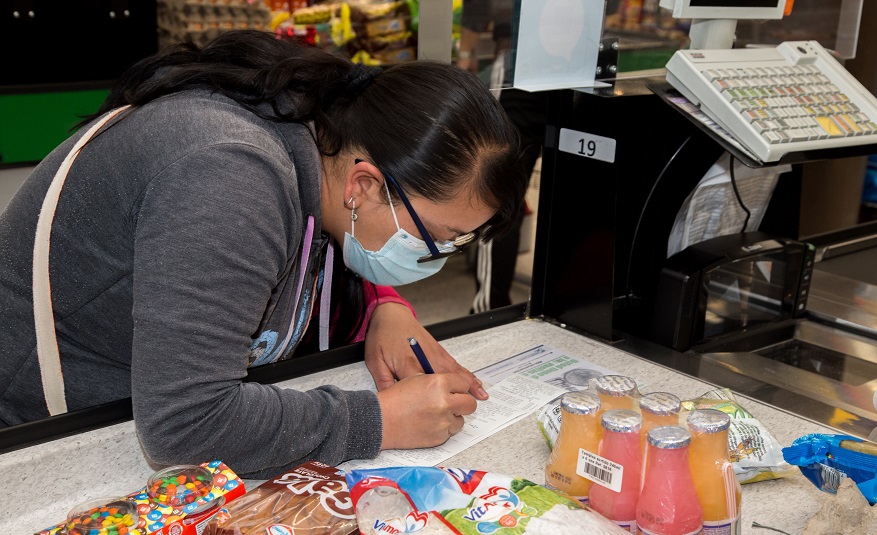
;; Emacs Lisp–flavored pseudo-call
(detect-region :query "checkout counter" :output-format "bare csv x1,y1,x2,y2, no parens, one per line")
0,319,843,533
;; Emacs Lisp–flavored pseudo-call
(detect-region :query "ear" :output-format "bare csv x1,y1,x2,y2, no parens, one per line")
344,159,385,206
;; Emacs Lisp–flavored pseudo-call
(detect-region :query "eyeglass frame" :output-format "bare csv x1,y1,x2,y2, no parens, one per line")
354,159,480,263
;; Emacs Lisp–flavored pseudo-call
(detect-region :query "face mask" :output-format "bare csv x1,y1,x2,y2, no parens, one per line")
342,182,448,286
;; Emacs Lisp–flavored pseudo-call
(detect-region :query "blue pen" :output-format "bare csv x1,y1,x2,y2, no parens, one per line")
408,337,434,374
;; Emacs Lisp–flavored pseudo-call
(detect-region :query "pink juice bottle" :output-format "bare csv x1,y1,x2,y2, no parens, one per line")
637,426,704,535
588,409,643,534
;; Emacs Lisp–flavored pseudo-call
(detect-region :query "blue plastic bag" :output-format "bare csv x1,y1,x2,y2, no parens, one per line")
782,433,877,505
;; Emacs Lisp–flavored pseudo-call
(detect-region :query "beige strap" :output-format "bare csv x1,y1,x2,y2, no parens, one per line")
33,105,130,416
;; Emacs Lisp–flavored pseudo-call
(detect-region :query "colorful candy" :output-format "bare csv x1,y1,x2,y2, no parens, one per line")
146,465,214,509
66,499,138,535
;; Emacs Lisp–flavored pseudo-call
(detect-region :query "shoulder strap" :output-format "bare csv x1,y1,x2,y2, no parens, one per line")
33,105,131,416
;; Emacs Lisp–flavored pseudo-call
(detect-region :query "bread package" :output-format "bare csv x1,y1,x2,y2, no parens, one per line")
207,460,357,534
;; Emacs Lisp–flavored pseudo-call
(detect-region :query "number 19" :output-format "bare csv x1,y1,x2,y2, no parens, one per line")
578,139,597,157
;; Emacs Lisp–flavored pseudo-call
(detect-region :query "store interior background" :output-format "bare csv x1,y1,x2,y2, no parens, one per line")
2,0,877,327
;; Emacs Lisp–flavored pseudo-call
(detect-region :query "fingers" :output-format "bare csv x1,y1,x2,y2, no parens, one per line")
377,373,479,451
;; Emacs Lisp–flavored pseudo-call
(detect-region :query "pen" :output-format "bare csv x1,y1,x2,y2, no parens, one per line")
408,337,434,374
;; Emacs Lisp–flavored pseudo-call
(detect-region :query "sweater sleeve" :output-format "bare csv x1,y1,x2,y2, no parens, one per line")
130,143,382,479
351,281,417,342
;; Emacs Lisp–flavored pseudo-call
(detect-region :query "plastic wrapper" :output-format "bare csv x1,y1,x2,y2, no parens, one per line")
782,433,877,505
206,460,358,534
36,460,245,535
345,466,630,534
537,382,796,484
683,388,797,484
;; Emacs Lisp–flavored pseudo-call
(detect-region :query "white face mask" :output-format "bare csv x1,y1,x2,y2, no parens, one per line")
341,182,449,286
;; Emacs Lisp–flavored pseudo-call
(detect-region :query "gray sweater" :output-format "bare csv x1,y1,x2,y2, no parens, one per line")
0,90,382,478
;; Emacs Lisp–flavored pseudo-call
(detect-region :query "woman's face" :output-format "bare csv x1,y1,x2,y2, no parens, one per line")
353,179,494,255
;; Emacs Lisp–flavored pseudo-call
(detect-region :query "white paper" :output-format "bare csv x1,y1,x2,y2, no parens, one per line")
340,374,567,470
340,345,632,471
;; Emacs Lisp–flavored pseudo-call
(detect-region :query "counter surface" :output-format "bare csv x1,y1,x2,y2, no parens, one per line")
1,319,840,534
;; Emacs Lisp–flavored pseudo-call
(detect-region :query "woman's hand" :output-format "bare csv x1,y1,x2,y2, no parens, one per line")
376,372,478,450
364,302,488,401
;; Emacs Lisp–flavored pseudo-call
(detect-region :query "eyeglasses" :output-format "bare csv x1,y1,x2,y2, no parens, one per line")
355,159,480,263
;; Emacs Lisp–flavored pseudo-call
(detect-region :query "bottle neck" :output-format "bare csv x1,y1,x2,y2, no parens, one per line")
690,430,729,460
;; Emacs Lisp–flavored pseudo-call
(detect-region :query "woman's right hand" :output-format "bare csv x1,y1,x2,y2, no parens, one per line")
375,371,478,450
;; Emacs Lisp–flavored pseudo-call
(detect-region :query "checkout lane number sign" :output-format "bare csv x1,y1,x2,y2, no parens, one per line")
558,128,616,163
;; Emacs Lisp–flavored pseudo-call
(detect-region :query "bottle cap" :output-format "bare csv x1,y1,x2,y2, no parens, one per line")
648,425,691,449
561,390,601,415
594,375,637,397
687,408,731,433
640,392,682,416
601,409,642,433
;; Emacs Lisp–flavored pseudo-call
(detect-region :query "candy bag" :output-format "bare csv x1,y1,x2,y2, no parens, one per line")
782,433,877,505
345,466,629,534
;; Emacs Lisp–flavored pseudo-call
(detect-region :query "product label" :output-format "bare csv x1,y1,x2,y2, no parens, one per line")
639,526,702,535
577,448,623,492
703,516,739,535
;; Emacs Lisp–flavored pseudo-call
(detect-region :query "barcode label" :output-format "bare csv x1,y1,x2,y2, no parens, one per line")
819,463,846,492
577,448,623,493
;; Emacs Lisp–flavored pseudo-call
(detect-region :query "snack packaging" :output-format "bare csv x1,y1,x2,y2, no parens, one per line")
206,460,358,535
346,466,630,534
782,433,877,505
36,460,245,535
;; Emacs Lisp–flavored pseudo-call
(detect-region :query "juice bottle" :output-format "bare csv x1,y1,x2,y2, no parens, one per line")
687,409,742,535
636,426,703,535
588,409,643,533
639,392,682,451
544,391,602,504
594,375,638,416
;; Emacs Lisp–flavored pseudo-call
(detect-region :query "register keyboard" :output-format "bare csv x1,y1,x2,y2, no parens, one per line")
665,40,877,163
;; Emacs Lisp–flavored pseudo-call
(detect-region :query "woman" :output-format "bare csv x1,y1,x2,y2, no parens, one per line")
0,30,527,478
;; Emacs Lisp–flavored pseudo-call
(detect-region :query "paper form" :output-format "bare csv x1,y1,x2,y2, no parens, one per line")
339,345,635,471
340,374,567,470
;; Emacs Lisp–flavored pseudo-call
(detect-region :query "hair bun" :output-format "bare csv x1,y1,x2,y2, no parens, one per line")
345,63,383,97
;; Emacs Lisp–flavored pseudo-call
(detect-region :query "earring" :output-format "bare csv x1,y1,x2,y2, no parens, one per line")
347,197,358,221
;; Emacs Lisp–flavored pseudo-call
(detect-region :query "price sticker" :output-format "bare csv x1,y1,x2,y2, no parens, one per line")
577,448,623,493
558,128,616,163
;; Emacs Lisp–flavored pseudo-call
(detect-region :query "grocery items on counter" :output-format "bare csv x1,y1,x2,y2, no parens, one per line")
36,461,245,535
544,391,602,504
783,433,877,506
686,410,742,534
345,465,631,534
588,409,644,532
636,426,703,535
205,460,358,534
538,382,797,485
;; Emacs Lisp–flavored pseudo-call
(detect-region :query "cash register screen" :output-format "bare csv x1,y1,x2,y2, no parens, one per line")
702,254,788,339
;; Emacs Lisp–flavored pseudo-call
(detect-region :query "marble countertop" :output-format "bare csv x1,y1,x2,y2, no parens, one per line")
1,318,839,534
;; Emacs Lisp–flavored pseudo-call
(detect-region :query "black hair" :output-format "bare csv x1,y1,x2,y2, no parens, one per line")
83,29,526,347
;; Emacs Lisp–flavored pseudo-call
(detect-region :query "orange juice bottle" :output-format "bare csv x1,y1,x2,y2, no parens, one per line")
594,375,638,415
639,392,681,451
637,426,703,535
589,409,643,533
687,409,742,535
544,391,602,504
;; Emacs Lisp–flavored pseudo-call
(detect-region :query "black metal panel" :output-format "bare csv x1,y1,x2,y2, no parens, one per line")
532,79,724,342
0,0,158,90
